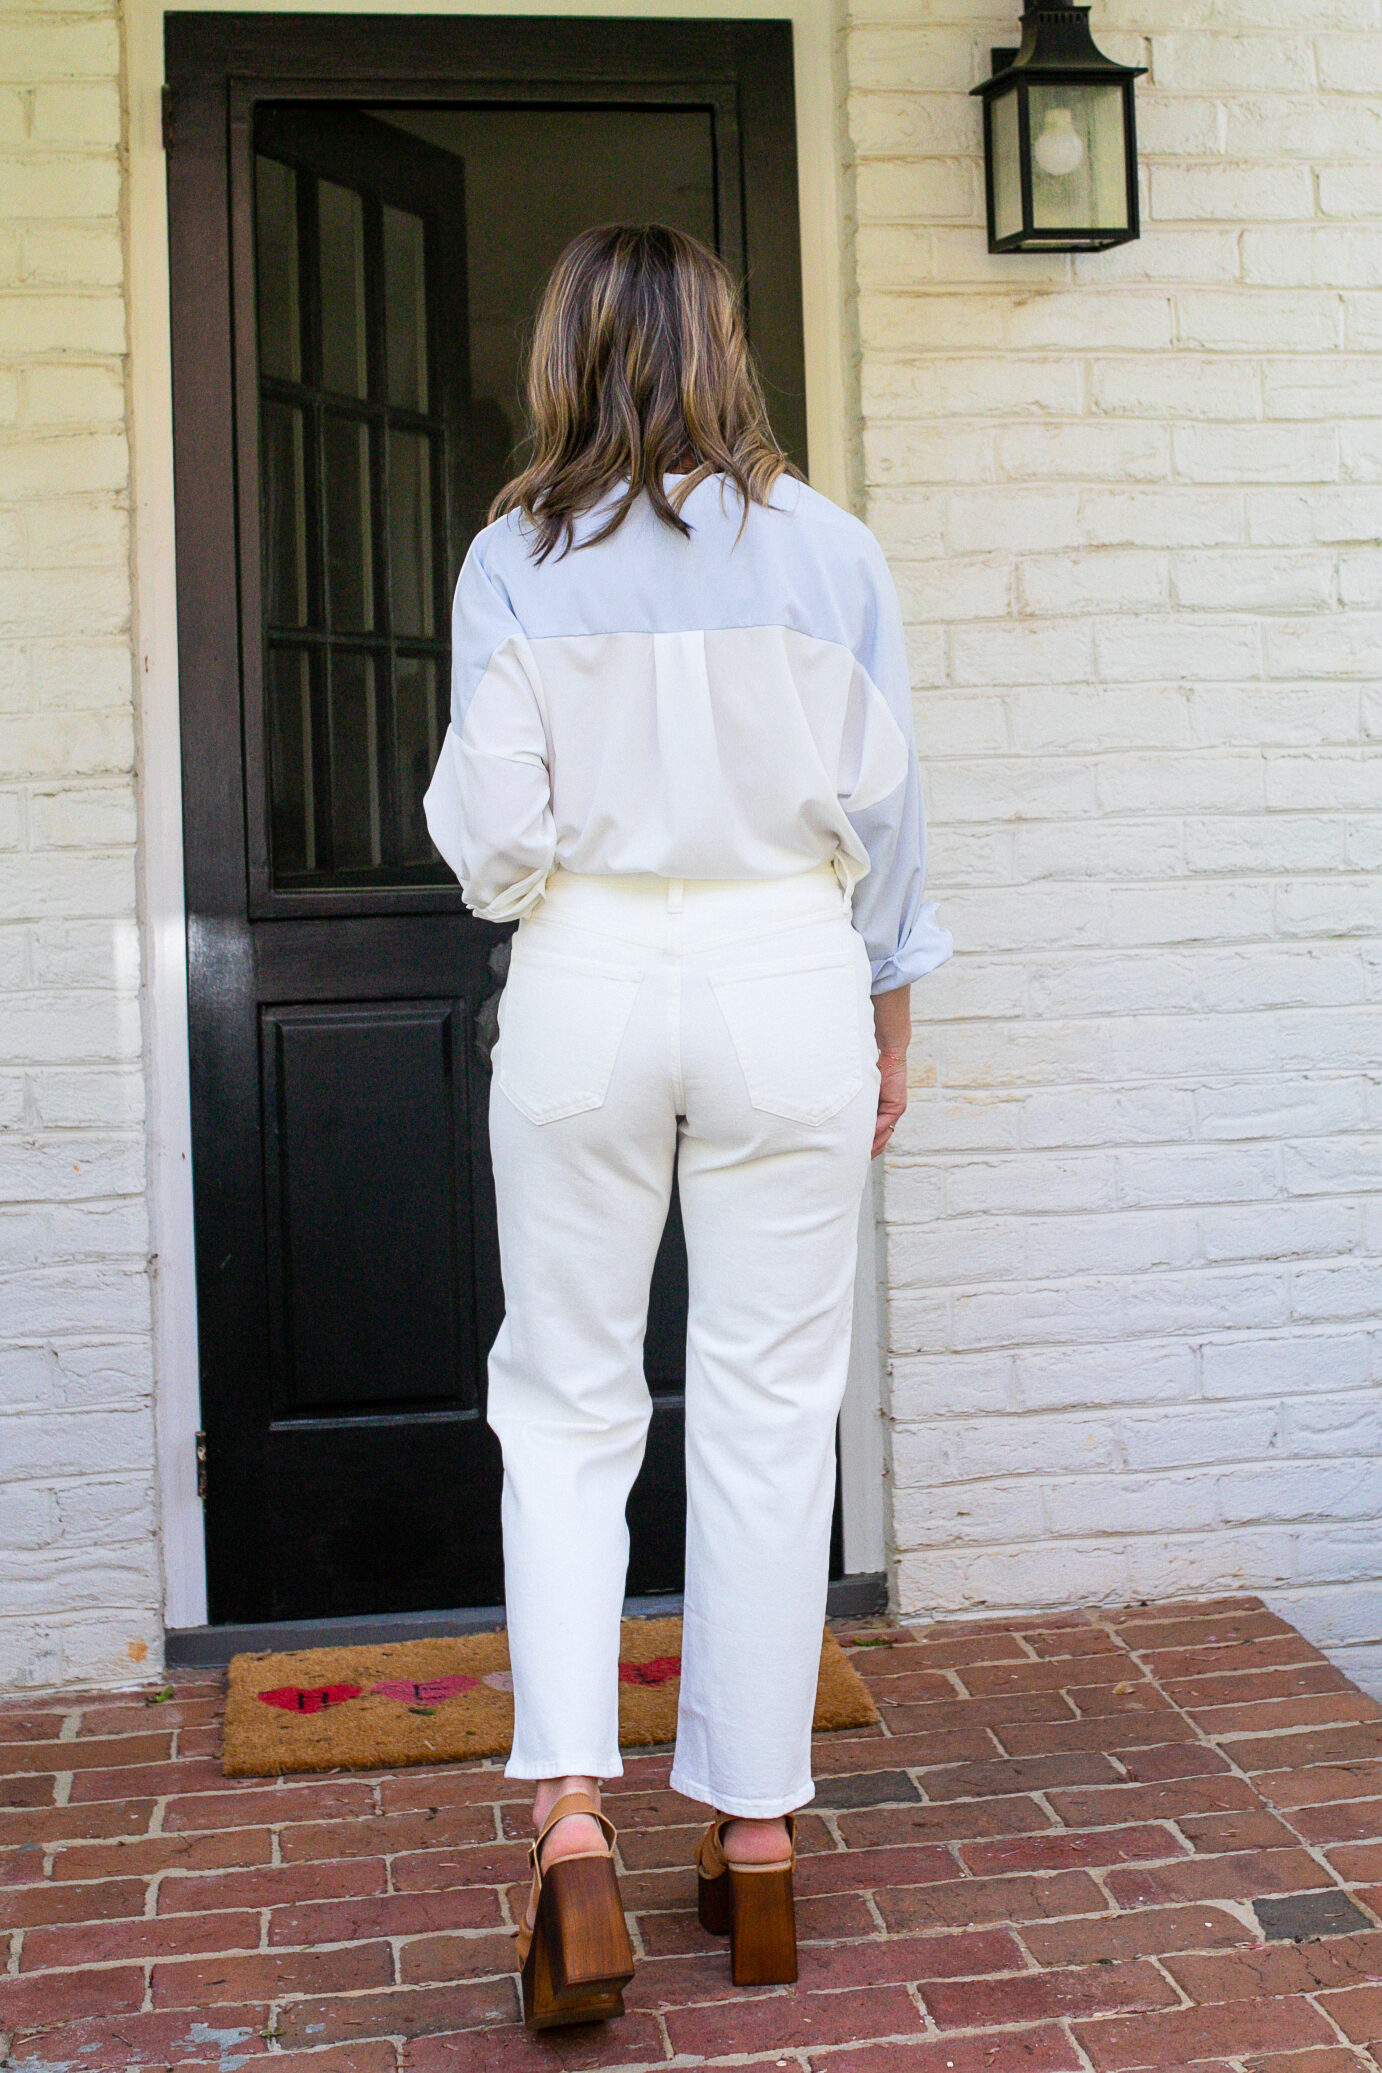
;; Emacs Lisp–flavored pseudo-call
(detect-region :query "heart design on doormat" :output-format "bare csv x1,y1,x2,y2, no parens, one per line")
257,1683,363,1714
618,1654,681,1686
370,1674,479,1705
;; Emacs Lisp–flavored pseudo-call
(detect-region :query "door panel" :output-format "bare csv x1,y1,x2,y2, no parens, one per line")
260,1001,479,1415
165,14,812,1626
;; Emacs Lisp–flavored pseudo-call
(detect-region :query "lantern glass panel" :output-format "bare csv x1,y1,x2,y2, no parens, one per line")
990,83,1023,243
1028,80,1128,236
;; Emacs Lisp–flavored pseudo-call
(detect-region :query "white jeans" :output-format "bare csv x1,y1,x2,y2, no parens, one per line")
486,864,879,1818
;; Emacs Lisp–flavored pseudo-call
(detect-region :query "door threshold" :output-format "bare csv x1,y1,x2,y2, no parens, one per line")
164,1573,888,1668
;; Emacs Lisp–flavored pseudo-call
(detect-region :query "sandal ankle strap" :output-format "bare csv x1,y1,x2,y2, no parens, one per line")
697,1812,796,1879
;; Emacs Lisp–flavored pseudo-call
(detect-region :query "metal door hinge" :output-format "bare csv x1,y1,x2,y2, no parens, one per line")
162,85,174,153
195,1430,208,1501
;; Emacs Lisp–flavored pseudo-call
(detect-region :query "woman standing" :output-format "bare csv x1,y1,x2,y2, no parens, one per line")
424,225,950,2030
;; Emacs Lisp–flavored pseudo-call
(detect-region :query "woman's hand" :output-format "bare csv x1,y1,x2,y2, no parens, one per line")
871,984,912,1158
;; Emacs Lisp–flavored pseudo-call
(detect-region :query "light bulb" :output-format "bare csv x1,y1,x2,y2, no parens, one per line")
1033,107,1085,179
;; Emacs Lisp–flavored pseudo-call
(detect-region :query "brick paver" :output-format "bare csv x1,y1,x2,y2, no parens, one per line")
1,1595,1380,2070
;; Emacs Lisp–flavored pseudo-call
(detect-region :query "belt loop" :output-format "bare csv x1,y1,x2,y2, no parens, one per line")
667,878,684,913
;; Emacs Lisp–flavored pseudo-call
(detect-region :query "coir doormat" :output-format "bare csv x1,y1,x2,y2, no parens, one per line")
222,1616,877,1778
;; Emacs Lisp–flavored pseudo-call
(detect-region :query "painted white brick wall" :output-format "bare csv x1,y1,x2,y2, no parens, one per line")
847,1,1382,1694
0,0,162,1688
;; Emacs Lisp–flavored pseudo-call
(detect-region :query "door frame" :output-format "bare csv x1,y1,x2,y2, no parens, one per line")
126,0,882,1635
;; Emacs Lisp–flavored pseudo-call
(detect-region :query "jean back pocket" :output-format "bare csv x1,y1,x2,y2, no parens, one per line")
496,950,643,1124
708,949,866,1126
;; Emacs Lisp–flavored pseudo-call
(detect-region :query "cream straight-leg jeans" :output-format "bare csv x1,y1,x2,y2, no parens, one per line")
485,863,880,1818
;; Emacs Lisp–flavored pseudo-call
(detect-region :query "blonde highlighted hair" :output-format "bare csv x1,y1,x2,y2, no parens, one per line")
491,223,800,561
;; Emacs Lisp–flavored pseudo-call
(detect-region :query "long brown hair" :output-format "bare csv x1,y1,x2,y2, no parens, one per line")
490,224,800,562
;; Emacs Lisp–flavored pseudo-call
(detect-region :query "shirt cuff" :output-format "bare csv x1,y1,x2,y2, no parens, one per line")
870,907,953,996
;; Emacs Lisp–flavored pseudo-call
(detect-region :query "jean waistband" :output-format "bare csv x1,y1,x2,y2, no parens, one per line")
522,862,852,953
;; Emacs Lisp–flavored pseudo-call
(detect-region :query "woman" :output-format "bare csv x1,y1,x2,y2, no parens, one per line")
424,224,950,2029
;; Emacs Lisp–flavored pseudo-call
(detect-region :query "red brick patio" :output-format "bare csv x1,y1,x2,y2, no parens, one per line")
3,1595,1381,2072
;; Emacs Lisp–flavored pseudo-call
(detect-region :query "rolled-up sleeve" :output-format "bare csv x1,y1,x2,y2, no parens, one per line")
845,540,952,995
423,539,556,921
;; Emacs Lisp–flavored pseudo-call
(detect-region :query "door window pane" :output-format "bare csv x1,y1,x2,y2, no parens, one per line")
329,652,380,869
384,206,428,412
318,179,368,398
388,430,433,636
261,401,308,627
323,414,374,630
267,647,316,876
255,155,301,382
394,657,440,863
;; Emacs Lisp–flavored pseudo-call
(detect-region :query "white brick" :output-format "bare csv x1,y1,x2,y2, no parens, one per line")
28,782,136,848
1173,424,1338,487
20,221,122,287
1266,615,1382,681
854,158,975,225
0,430,127,499
1019,1085,1197,1150
1078,490,1243,550
1015,818,1185,882
1293,1260,1382,1322
847,26,975,93
1122,1401,1281,1471
946,489,1081,556
862,356,1082,422
1284,1395,1382,1458
1045,1473,1220,1539
1244,227,1382,290
892,1479,1046,1551
949,620,1093,686
999,423,1170,485
947,1154,1117,1218
1225,95,1382,159
1150,34,1315,92
1316,33,1382,91
1151,162,1314,222
0,152,120,219
0,19,120,81
20,361,124,426
1015,1341,1194,1412
1203,1332,1374,1399
1093,619,1262,683
1091,358,1261,423
863,421,996,486
1247,487,1382,546
1177,291,1338,353
1073,229,1241,291
1009,685,1188,753
0,295,124,356
848,92,976,160
1172,550,1335,612
889,1353,1013,1420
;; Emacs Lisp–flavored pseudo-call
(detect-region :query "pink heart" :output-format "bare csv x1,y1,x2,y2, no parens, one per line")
369,1674,479,1705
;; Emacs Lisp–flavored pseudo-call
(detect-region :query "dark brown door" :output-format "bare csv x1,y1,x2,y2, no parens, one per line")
166,14,810,1624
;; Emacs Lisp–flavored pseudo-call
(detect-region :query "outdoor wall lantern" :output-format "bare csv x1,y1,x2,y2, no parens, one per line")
971,2,1146,253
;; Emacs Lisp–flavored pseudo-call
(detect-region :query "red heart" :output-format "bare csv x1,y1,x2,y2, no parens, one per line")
618,1655,681,1687
258,1683,362,1714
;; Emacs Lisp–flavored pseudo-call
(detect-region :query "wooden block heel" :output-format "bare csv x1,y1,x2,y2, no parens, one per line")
515,1793,634,2030
695,1814,798,1987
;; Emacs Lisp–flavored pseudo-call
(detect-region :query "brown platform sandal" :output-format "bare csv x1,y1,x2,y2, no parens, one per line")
696,1814,798,1986
514,1791,635,2030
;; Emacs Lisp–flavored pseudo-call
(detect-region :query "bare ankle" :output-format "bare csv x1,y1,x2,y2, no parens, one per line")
532,1774,600,1831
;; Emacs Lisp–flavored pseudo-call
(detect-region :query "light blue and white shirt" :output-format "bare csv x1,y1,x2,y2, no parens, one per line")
423,472,951,994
